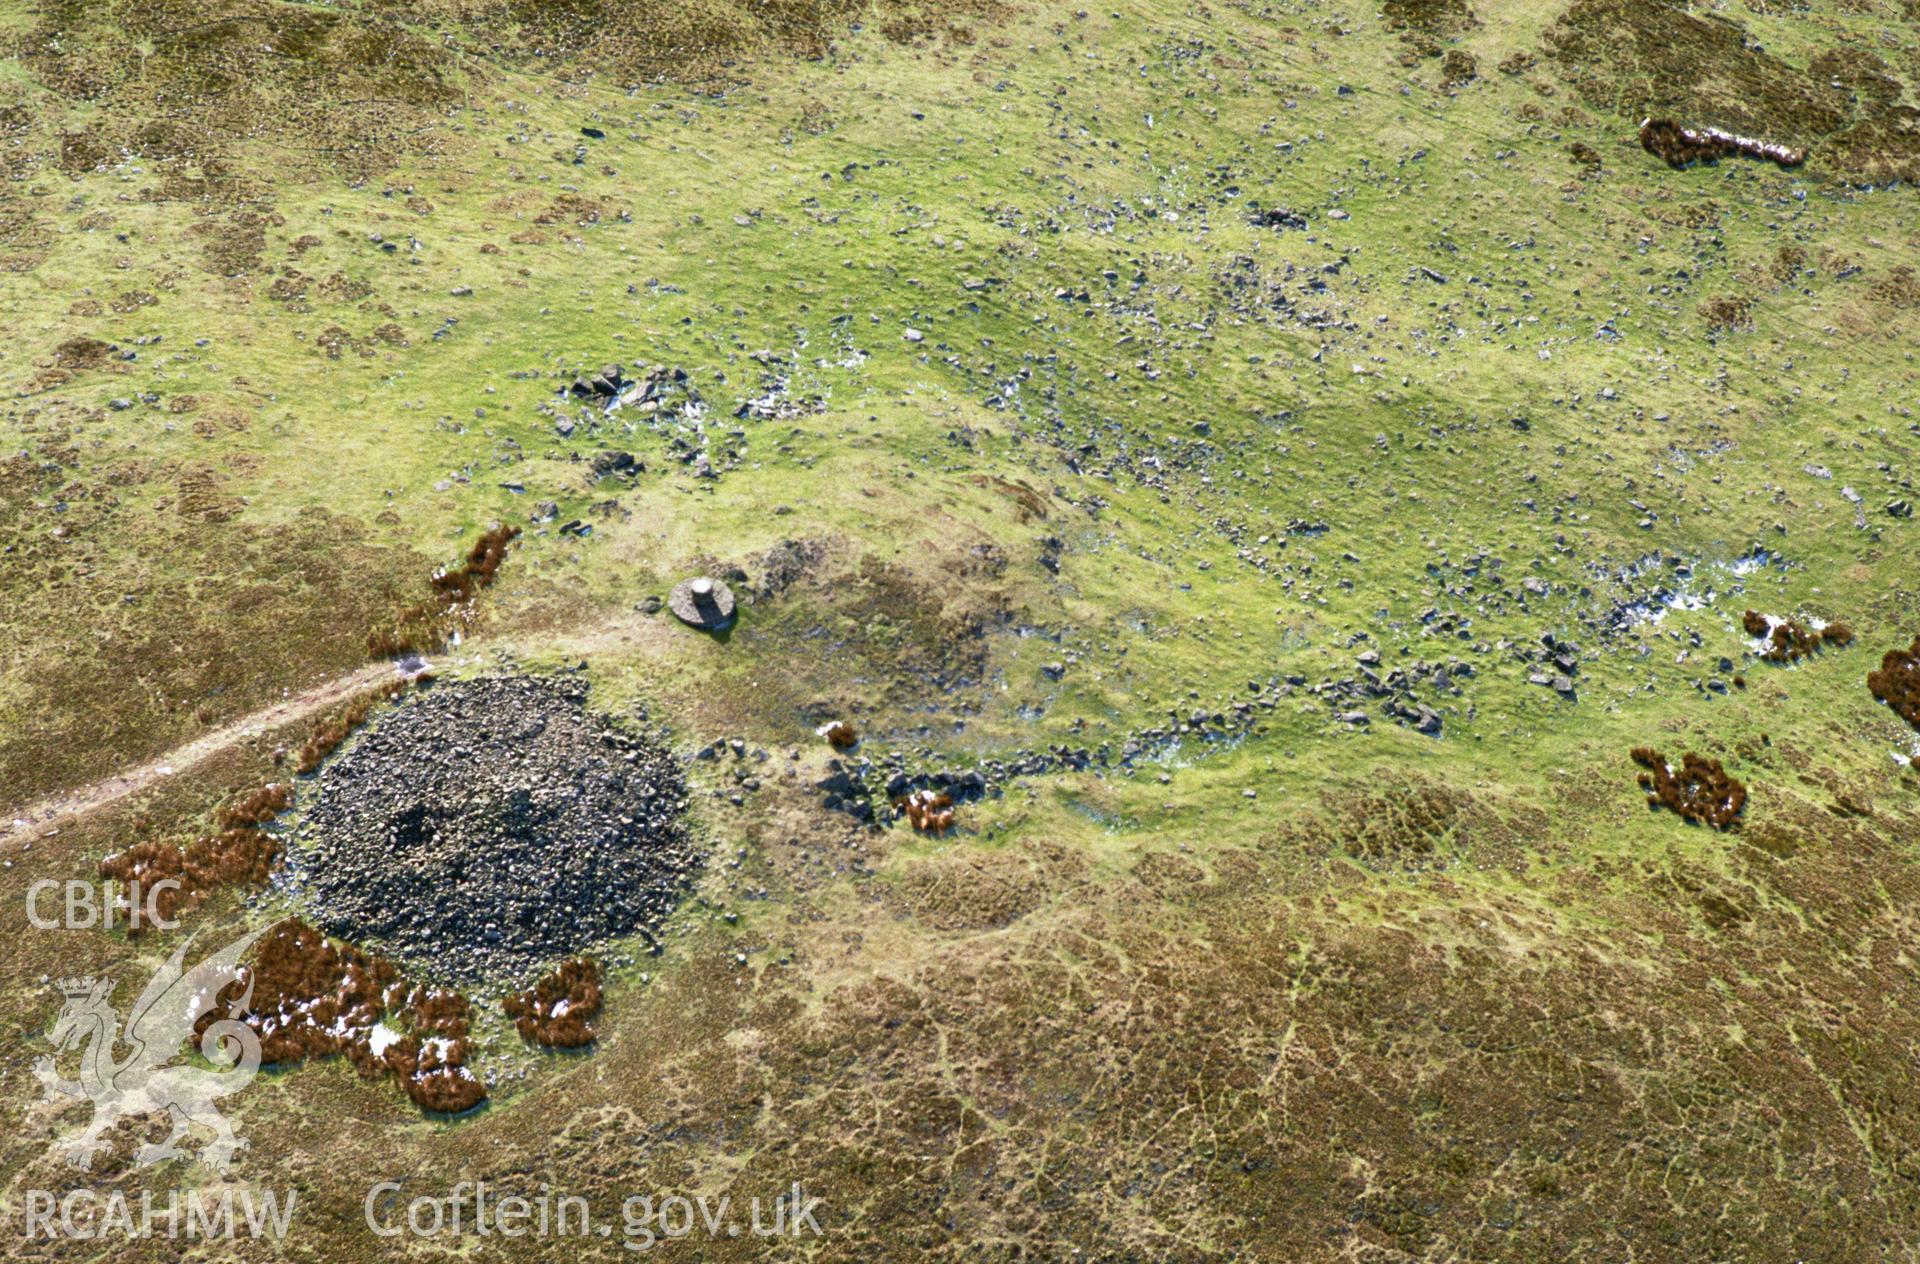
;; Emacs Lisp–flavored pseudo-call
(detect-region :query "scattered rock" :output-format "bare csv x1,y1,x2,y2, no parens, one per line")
590,449,640,477
1248,206,1307,230
569,363,629,402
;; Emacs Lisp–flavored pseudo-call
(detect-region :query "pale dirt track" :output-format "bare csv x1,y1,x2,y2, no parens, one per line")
0,611,648,852
0,661,398,849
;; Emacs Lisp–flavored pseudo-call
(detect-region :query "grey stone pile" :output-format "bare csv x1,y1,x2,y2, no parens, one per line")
288,676,696,985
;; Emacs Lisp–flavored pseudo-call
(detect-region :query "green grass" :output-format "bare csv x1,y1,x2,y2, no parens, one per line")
2,0,1920,1256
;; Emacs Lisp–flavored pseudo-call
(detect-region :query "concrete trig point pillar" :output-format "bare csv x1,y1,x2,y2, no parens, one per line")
668,576,736,631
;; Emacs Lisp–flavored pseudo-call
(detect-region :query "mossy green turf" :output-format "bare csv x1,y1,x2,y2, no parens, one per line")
2,0,1919,1256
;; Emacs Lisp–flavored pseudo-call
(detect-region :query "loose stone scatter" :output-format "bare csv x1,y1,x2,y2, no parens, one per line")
289,676,696,984
668,576,737,630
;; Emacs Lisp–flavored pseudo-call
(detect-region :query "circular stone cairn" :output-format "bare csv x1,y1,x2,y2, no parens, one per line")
668,576,736,630
290,676,695,985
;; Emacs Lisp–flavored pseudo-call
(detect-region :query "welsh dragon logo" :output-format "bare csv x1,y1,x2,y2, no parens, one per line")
33,928,265,1172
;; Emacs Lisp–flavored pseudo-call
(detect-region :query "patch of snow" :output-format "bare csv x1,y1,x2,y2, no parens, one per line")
367,1023,401,1058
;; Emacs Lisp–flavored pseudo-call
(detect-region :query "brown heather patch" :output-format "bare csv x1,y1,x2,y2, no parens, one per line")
1808,48,1905,113
0,502,418,809
970,473,1051,522
4,1,465,190
884,841,1073,932
1127,848,1209,899
532,193,614,227
265,269,310,305
206,918,486,1114
317,271,374,303
1700,293,1755,333
1274,775,1548,874
1381,0,1478,46
99,782,292,930
314,322,405,359
173,462,245,523
1820,105,1920,186
1819,246,1862,277
20,336,121,394
1871,265,1920,310
291,678,411,775
874,0,1012,47
1438,48,1477,88
365,523,521,658
186,208,279,277
488,0,1013,88
1867,634,1920,731
1644,196,1723,230
1632,746,1747,828
1745,610,1854,663
1322,776,1469,867
1544,0,1846,143
190,402,253,437
504,958,603,1048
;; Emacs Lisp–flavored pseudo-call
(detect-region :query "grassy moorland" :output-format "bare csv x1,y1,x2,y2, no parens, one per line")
2,0,1919,1257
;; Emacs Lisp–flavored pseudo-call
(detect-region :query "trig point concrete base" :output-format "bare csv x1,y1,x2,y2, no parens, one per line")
668,576,737,631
